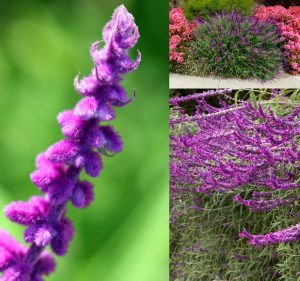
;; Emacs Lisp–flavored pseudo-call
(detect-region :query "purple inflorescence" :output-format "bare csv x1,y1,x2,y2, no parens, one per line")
0,5,140,280
170,90,300,246
240,223,300,247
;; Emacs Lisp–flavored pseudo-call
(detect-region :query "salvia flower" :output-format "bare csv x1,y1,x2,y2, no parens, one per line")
0,5,140,280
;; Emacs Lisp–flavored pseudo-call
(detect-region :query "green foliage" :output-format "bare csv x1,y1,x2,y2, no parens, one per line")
183,0,254,21
193,12,284,80
171,189,300,281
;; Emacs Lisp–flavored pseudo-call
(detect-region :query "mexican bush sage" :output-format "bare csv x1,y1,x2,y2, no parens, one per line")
0,5,140,281
194,10,284,80
170,90,300,247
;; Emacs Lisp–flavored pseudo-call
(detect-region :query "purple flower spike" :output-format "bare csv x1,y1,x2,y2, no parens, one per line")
0,5,140,280
240,223,300,247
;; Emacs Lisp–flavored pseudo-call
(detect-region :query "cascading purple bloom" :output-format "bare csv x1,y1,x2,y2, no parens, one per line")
0,5,140,280
240,223,300,247
170,90,300,247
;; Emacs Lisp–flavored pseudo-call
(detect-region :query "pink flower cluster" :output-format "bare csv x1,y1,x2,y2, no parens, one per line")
255,5,300,75
169,8,196,64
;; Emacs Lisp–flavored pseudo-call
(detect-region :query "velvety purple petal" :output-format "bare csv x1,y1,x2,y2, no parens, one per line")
0,250,13,271
0,230,25,256
27,197,50,216
74,97,99,120
35,153,54,169
84,151,103,177
34,225,56,247
24,224,55,247
73,155,85,168
98,103,115,121
74,74,99,96
86,125,105,148
0,231,26,271
47,177,73,205
89,41,102,66
1,263,31,281
51,218,74,256
57,110,85,139
46,140,80,163
24,225,39,244
96,84,133,107
34,153,65,173
105,85,127,102
5,197,48,226
30,276,44,281
71,181,94,208
102,126,123,153
117,50,141,74
30,166,64,192
34,252,56,275
93,63,116,84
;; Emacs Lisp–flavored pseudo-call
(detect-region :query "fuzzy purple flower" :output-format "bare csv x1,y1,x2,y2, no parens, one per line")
240,223,300,247
0,5,140,280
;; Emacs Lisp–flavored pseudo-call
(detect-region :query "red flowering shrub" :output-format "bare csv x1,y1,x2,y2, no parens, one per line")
169,8,196,64
255,5,300,75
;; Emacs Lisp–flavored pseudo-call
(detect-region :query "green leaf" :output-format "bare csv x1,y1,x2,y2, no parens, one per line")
250,91,258,110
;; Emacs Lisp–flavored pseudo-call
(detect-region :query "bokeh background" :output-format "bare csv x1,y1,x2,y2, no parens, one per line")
0,0,168,280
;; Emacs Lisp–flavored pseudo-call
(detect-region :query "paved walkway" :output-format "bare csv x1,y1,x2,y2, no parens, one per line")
170,73,300,89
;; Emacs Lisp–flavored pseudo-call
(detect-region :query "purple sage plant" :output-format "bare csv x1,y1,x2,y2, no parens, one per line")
0,5,140,281
170,90,300,248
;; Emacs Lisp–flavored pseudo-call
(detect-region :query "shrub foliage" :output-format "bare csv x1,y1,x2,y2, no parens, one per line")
193,11,284,80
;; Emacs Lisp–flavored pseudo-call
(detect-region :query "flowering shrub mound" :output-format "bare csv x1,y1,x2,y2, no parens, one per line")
169,7,196,64
0,5,140,281
170,90,300,279
182,0,254,20
255,6,300,75
193,11,284,80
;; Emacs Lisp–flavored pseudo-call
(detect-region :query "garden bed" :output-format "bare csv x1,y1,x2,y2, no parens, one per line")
169,1,300,81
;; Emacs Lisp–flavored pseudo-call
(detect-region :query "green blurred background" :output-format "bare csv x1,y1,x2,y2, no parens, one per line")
0,0,168,280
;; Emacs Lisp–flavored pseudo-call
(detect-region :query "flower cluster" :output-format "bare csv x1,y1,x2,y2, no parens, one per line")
193,10,284,80
169,7,197,64
170,90,300,247
255,6,300,75
240,223,300,246
0,5,140,280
